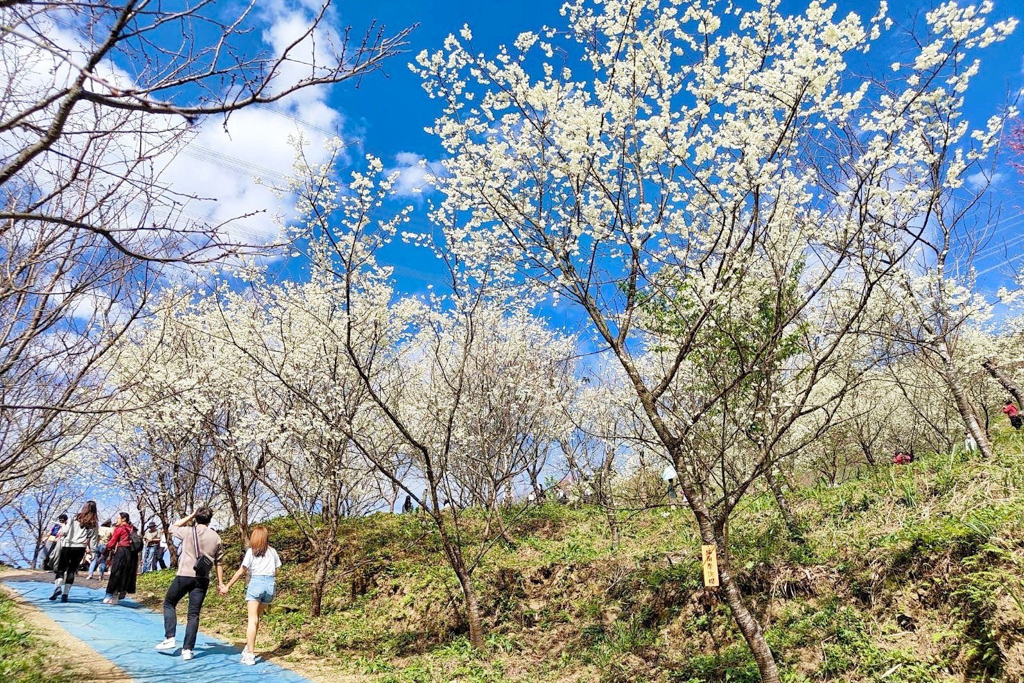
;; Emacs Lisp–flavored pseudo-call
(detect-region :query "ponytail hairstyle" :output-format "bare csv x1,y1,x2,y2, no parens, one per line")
249,526,269,558
117,511,131,527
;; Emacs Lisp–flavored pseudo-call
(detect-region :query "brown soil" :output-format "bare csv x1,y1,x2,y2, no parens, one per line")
0,569,130,682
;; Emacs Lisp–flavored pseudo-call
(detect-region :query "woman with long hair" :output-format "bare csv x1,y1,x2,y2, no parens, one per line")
103,512,137,605
49,501,98,602
220,526,281,666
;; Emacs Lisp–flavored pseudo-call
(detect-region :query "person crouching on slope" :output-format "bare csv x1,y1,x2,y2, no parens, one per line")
219,525,281,666
155,507,224,661
1003,400,1022,430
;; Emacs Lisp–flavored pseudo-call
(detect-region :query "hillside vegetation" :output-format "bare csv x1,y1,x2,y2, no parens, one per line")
137,432,1024,683
0,592,77,683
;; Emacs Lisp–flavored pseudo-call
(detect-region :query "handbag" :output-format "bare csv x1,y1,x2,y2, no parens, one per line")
192,525,213,578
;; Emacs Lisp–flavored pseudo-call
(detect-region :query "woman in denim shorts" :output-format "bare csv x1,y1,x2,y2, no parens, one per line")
220,525,281,666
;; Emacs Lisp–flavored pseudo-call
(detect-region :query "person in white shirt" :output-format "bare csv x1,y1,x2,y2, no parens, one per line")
219,525,281,666
49,501,97,602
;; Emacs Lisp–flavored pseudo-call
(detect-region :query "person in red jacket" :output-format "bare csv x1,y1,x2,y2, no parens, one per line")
1003,401,1022,430
103,512,138,605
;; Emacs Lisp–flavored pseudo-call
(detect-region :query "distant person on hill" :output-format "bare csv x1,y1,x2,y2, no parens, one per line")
402,495,413,514
1003,400,1022,430
104,512,139,605
892,450,913,465
964,431,978,454
155,530,169,570
142,522,161,573
86,520,113,580
662,463,680,509
155,507,224,661
49,501,98,602
219,525,281,666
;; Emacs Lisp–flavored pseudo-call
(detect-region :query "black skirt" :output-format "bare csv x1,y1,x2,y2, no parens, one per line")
105,546,138,595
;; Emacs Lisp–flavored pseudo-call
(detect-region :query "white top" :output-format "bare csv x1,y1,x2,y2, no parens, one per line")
62,519,97,549
662,464,678,482
242,546,281,577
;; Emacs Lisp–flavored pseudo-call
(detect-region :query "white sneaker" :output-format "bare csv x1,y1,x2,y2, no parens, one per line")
241,650,256,666
155,638,176,650
181,649,194,661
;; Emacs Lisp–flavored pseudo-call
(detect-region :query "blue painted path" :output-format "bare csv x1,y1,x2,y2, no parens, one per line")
4,580,308,683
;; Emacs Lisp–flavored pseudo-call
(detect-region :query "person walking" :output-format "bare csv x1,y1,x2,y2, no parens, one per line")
103,512,138,605
49,501,98,602
155,530,169,570
41,514,68,571
86,520,113,580
154,507,224,661
219,525,281,666
142,522,161,573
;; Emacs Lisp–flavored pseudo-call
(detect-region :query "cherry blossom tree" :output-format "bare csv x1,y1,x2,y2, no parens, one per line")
0,469,82,569
412,1,1015,678
265,142,581,646
0,0,412,503
213,276,395,617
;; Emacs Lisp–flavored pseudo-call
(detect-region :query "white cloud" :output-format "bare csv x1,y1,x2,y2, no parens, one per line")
388,152,445,197
966,170,1006,191
1,4,353,253
155,2,352,247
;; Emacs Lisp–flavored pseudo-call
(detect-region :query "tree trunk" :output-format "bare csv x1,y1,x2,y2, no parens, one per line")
222,468,248,546
435,518,485,648
158,513,179,567
600,448,620,547
695,514,781,683
765,467,802,543
456,569,484,649
310,541,332,617
982,359,1024,408
945,364,993,459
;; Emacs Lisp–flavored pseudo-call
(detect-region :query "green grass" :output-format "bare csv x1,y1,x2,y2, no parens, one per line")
0,593,76,683
134,430,1024,682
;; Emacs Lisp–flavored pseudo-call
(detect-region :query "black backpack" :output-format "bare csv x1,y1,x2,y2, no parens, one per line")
128,528,144,553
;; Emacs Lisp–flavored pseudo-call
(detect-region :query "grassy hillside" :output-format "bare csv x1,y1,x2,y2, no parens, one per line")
0,592,77,683
137,431,1024,682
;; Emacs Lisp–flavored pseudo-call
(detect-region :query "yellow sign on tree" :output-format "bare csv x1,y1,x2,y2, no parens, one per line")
701,544,719,588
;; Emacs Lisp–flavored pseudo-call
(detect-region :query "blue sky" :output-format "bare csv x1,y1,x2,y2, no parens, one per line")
194,0,1024,303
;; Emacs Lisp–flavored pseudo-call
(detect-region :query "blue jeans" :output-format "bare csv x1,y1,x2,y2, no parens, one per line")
245,575,275,604
88,544,107,576
142,545,159,573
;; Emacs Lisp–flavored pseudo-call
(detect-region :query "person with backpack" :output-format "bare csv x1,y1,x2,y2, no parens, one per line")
48,501,98,602
219,525,281,666
41,514,68,571
155,507,223,661
103,512,140,605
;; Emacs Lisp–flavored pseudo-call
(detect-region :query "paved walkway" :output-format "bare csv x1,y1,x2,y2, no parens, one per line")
4,580,308,683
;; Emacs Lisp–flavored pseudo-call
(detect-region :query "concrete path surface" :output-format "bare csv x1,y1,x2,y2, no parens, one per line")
4,579,308,683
